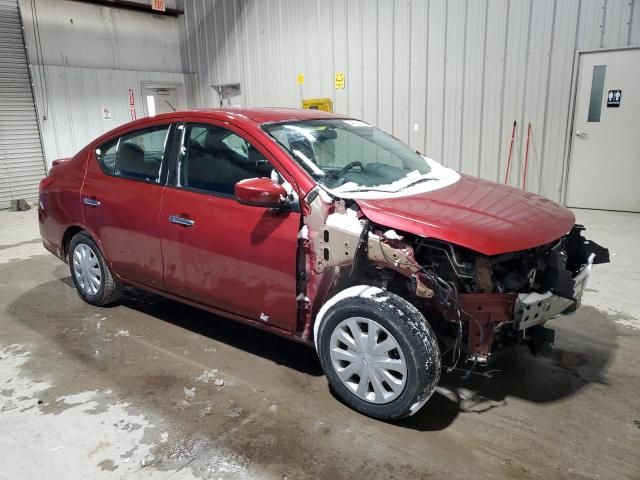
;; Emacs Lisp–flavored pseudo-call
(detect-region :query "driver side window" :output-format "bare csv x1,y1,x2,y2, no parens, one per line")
177,124,274,196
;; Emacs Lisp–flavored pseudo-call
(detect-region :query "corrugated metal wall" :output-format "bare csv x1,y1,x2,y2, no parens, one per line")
18,0,183,73
30,66,187,165
180,0,640,203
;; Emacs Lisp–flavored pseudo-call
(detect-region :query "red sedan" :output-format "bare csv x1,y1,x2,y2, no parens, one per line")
39,108,608,420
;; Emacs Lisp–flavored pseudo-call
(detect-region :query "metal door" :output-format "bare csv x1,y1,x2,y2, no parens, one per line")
143,87,178,116
566,49,640,212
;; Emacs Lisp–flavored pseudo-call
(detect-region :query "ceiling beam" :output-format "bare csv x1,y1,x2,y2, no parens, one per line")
67,0,184,17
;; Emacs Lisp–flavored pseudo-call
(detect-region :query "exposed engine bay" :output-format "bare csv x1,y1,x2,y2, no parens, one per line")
298,188,610,368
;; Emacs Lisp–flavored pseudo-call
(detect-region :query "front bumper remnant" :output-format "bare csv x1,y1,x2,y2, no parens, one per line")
513,253,594,330
457,225,608,365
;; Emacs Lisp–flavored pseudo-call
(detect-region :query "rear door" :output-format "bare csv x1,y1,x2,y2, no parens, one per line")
81,124,173,288
159,122,300,332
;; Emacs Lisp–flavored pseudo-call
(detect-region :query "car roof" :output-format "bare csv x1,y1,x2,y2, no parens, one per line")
89,107,355,152
144,107,352,125
198,107,351,123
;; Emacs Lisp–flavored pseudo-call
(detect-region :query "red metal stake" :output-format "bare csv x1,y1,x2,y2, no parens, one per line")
504,120,517,184
522,122,532,190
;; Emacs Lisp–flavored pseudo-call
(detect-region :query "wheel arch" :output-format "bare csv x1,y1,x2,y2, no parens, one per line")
61,225,85,260
313,285,385,350
61,225,106,263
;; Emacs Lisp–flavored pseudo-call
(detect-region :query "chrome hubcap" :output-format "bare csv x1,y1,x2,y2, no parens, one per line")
329,317,407,404
72,243,101,296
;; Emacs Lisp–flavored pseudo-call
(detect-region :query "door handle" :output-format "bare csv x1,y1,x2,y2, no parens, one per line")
169,215,195,227
575,130,588,138
83,197,101,207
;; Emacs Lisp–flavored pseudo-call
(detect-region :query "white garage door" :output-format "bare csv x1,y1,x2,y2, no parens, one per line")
0,0,46,209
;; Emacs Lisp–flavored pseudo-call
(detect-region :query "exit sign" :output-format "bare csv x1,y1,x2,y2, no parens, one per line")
152,0,166,12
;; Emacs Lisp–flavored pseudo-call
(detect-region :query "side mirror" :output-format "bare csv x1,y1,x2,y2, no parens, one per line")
235,177,290,209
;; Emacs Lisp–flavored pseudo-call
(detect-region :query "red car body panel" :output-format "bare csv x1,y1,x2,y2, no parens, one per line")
159,186,300,331
38,149,87,258
81,146,166,289
157,117,302,331
356,175,576,256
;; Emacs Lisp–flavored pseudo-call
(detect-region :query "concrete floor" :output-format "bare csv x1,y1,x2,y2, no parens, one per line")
1,208,638,479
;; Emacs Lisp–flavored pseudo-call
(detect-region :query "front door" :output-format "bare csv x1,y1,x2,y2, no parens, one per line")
159,122,300,332
566,49,640,212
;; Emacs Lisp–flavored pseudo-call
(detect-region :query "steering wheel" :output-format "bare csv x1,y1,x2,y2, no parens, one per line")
338,161,363,177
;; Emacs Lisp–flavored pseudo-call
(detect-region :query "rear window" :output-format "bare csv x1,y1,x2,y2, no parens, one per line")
95,125,170,183
95,138,118,175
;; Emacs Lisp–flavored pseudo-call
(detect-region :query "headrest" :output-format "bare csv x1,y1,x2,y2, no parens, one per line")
203,129,227,152
248,147,266,163
120,141,144,155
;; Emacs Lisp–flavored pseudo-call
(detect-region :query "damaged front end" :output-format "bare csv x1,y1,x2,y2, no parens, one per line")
452,225,609,364
299,188,609,368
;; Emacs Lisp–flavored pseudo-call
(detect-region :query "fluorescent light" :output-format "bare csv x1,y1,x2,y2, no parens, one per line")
146,95,156,117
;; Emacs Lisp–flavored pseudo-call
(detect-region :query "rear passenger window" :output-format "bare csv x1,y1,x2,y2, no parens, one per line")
115,126,170,182
95,126,170,182
95,138,118,174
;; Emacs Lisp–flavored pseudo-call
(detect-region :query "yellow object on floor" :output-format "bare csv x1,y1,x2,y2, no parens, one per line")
301,98,333,112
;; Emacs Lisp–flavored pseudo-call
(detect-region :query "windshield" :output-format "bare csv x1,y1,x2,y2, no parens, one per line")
263,119,435,194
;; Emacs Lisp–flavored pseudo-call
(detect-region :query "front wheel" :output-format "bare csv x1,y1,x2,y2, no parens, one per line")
315,286,441,420
69,232,123,306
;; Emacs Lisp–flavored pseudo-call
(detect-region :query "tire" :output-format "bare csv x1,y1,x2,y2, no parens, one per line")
68,232,123,306
316,286,440,420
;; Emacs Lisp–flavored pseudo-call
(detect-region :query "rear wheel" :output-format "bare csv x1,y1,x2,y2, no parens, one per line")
316,286,441,420
69,232,123,306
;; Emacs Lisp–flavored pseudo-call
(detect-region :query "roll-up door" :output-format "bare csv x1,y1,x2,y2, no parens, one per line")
0,0,46,209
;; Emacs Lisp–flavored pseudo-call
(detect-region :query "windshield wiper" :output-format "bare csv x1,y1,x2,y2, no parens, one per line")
338,187,395,193
402,176,437,189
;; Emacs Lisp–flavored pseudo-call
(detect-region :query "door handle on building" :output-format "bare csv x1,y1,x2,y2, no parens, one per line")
169,215,195,227
575,130,588,138
82,197,101,207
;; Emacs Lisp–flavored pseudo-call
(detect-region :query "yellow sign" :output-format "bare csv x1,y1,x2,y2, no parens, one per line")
335,71,345,89
296,73,305,85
